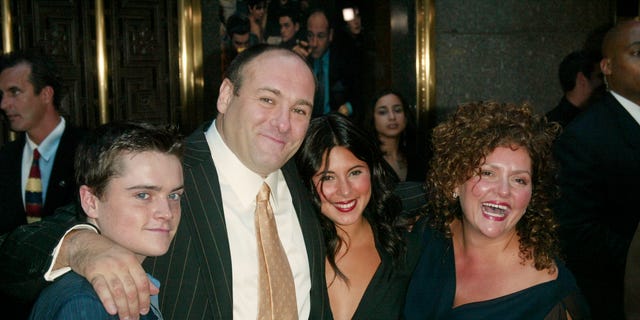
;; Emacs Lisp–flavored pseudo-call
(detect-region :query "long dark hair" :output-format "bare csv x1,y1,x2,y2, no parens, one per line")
297,113,406,282
363,89,428,181
364,90,417,152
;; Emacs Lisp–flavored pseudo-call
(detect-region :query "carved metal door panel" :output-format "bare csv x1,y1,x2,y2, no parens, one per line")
4,0,180,133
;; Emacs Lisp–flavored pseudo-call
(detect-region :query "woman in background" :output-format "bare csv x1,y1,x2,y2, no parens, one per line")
246,0,266,43
363,90,427,182
404,101,590,319
297,113,423,320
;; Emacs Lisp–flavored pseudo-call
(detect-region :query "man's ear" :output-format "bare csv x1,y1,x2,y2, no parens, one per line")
576,72,588,88
39,86,54,105
79,185,99,219
217,78,234,115
600,58,612,76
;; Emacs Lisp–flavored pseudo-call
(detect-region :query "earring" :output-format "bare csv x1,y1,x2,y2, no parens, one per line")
452,192,458,199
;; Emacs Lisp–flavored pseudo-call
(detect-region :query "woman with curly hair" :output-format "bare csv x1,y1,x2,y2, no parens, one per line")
297,113,423,320
403,101,590,319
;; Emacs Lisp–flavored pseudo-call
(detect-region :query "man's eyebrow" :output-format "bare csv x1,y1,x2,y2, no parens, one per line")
258,87,312,108
126,185,161,191
296,99,313,108
125,185,185,192
258,87,281,95
626,41,640,49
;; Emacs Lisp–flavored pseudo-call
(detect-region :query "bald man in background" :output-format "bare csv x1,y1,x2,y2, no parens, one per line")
553,17,640,319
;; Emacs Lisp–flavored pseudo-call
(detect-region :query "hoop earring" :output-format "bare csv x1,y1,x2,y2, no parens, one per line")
452,192,458,199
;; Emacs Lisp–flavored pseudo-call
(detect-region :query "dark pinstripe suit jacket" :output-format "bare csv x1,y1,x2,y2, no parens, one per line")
0,124,84,234
144,122,332,319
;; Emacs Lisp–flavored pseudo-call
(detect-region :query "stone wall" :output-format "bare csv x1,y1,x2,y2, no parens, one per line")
433,0,615,119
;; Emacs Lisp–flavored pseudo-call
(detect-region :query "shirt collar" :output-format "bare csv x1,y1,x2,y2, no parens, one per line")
205,120,282,208
26,116,65,162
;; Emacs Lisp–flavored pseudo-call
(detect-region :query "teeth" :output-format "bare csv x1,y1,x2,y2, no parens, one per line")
335,201,355,210
482,203,508,217
483,203,508,210
484,211,504,218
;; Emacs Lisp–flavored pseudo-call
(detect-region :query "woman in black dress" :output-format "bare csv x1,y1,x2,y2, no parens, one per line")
297,113,423,320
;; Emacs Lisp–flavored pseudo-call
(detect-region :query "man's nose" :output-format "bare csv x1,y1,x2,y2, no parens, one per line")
308,35,318,47
154,199,174,220
271,107,291,133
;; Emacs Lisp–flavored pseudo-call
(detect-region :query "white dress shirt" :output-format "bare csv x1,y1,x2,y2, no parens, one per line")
205,120,311,319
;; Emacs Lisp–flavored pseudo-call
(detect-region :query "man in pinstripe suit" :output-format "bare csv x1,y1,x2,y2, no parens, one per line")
0,44,332,319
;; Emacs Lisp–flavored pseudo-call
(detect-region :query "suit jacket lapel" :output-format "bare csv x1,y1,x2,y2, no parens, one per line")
282,161,317,266
45,125,78,213
181,122,234,316
14,135,26,207
282,160,331,319
607,94,640,160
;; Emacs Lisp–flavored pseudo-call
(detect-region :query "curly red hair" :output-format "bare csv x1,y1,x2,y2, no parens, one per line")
426,101,561,270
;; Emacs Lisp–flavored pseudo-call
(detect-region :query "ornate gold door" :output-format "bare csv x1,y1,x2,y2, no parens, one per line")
0,0,203,144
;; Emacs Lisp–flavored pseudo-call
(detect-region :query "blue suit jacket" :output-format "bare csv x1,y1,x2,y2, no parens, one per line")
29,272,160,320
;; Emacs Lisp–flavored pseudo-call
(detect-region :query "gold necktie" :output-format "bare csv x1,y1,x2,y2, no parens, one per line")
255,182,298,320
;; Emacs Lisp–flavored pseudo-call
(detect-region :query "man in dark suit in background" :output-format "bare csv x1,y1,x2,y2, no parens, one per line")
0,50,83,234
0,50,84,318
292,8,360,120
546,49,603,127
0,44,331,319
553,17,640,319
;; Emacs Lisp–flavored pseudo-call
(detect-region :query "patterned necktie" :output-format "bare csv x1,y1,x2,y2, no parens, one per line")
25,148,43,223
255,182,298,320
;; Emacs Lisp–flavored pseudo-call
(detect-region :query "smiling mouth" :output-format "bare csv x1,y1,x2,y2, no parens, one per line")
260,133,286,146
334,200,356,212
482,202,508,221
148,227,172,233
